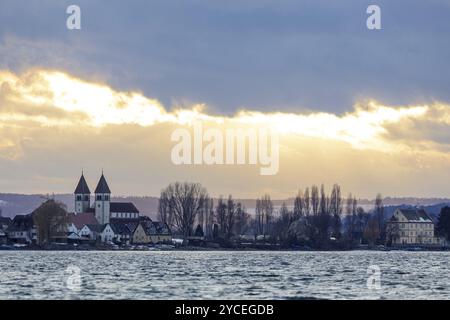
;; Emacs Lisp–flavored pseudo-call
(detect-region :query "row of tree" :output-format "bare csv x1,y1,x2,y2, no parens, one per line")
266,186,385,248
158,182,388,248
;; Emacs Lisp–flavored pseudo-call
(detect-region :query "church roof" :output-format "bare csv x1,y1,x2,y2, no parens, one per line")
68,212,98,229
110,202,139,213
74,174,91,194
94,173,111,194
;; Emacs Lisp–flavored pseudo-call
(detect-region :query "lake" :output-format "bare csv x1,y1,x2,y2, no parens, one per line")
0,251,449,299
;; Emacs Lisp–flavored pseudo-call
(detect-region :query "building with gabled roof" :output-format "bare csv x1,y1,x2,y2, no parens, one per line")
7,213,37,244
386,208,441,246
132,219,172,244
73,172,140,224
0,216,12,230
68,212,98,230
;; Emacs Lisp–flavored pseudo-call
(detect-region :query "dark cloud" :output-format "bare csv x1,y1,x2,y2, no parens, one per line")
0,0,449,114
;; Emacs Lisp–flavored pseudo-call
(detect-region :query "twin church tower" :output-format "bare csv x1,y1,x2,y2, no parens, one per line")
74,172,140,224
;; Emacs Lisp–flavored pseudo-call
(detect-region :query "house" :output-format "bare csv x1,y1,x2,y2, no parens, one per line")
67,212,98,235
79,224,104,241
67,232,81,243
100,224,116,243
0,216,12,231
0,216,11,244
110,222,137,244
132,219,172,244
74,172,140,225
132,222,149,244
0,229,7,244
386,208,441,246
7,213,37,244
148,222,172,244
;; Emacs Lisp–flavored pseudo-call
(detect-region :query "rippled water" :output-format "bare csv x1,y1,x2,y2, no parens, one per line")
0,250,449,299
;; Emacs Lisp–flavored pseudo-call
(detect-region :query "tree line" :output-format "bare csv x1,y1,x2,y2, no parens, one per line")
158,182,389,248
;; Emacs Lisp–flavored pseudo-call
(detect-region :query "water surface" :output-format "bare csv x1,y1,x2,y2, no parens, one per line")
0,251,448,299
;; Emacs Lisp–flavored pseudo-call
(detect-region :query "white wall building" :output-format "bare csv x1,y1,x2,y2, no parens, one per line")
386,208,441,245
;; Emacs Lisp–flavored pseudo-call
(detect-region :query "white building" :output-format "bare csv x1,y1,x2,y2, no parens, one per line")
79,224,103,241
386,208,441,246
100,224,116,243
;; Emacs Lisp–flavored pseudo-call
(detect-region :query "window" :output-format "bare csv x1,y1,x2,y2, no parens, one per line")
84,195,89,201
76,195,82,201
97,195,102,201
105,195,110,201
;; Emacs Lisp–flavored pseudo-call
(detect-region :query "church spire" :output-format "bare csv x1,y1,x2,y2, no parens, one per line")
94,172,111,194
74,172,91,194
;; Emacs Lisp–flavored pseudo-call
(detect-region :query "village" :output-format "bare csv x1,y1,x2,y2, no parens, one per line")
0,173,450,251
0,173,173,250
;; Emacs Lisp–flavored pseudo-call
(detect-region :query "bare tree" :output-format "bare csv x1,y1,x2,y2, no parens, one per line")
203,197,215,239
330,184,342,239
271,202,292,243
279,202,291,221
235,203,250,236
214,196,242,240
311,185,319,215
310,184,332,245
345,193,353,240
303,188,310,216
160,182,209,242
261,195,273,237
158,190,174,228
255,199,264,236
225,195,237,239
33,199,69,245
352,198,358,215
345,193,353,216
293,190,304,220
320,184,327,215
363,215,380,246
345,194,359,242
216,196,227,236
375,193,385,244
385,216,400,246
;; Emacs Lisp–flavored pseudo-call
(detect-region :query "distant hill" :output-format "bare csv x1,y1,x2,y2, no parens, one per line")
1,193,450,220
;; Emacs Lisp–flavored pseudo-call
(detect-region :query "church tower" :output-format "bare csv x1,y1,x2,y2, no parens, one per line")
94,172,111,224
74,172,91,213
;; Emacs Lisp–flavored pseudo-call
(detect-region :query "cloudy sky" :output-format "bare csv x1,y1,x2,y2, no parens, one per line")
0,0,450,199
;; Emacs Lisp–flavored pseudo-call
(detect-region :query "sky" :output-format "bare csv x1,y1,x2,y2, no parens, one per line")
0,0,450,199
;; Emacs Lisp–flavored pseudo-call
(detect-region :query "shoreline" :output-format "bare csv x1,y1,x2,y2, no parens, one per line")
1,245,449,252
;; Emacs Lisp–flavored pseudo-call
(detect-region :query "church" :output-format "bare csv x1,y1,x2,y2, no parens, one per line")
74,172,140,224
